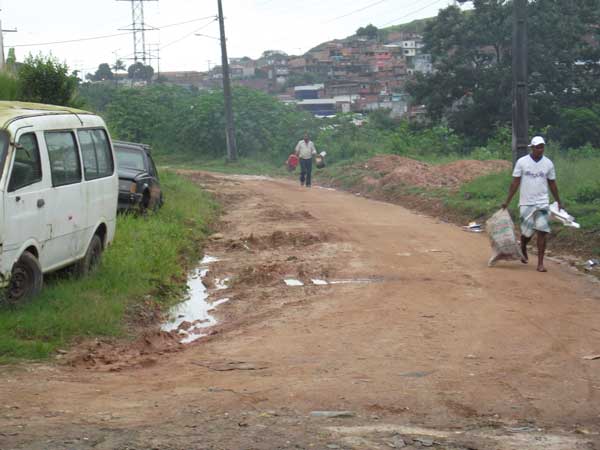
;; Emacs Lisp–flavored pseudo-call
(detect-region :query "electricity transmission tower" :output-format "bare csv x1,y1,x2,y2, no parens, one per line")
117,0,158,65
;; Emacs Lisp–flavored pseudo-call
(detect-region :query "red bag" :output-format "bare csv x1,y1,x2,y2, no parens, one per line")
287,154,299,171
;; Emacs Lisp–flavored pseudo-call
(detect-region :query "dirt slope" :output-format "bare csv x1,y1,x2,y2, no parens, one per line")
354,155,510,190
1,172,599,450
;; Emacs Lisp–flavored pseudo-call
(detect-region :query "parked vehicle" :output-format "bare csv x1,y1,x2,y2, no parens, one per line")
0,101,118,304
113,140,163,213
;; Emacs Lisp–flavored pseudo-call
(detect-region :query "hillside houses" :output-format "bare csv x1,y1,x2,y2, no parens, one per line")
156,30,431,118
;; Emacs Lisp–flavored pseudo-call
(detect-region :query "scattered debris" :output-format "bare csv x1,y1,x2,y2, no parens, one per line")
462,221,483,233
385,435,407,448
399,371,433,378
585,259,599,271
413,437,435,447
192,360,269,371
310,411,356,418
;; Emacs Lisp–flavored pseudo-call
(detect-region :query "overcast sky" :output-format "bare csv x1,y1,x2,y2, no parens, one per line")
1,0,464,77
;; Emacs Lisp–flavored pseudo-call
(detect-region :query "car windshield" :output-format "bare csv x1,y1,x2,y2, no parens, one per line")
0,131,9,184
116,147,145,171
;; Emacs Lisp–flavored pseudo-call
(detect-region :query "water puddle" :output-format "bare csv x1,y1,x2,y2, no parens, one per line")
283,278,380,287
161,256,229,344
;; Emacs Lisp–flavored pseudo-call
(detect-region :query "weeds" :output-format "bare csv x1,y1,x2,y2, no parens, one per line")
0,172,217,362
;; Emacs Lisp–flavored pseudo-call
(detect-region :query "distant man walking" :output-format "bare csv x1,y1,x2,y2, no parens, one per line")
295,133,317,188
502,136,562,272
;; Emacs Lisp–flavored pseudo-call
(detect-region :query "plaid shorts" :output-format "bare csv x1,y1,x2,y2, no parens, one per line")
519,205,551,238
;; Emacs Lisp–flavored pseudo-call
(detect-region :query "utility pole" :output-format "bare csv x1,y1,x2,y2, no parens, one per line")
217,0,238,162
512,0,528,165
117,0,157,69
0,17,18,72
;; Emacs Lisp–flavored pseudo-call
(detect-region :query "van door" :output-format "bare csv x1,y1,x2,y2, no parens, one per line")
42,130,86,268
3,132,50,268
77,128,115,248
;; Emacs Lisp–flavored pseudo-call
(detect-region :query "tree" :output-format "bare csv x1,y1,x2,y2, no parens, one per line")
408,0,600,143
112,59,126,73
89,63,114,81
127,62,154,81
356,24,378,39
17,54,79,106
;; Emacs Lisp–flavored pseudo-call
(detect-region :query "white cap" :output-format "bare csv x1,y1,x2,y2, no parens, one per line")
529,136,545,147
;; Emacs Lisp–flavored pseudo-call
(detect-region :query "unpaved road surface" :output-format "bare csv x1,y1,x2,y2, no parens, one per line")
2,172,600,450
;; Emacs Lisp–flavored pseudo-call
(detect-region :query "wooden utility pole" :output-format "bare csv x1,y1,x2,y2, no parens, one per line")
217,0,238,162
512,0,528,164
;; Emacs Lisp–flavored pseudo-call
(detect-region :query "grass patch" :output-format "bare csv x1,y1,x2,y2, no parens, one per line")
0,172,218,363
156,155,289,177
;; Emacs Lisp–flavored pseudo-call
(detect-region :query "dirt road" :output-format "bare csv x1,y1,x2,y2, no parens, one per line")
2,172,599,450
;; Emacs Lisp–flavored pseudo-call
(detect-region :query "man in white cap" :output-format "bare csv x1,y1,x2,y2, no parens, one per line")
502,136,562,272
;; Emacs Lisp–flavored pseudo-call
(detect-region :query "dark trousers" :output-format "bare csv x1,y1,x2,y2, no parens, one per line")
300,158,312,186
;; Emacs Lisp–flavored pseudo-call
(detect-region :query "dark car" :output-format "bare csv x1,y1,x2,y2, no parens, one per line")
113,140,163,212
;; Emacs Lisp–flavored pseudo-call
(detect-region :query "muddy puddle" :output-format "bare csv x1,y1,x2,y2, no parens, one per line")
283,278,381,287
161,256,229,344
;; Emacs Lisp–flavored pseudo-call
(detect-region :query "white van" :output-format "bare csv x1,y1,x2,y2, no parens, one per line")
0,101,118,304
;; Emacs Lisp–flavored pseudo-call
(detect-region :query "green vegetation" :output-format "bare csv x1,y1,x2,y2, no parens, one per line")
79,83,319,165
16,54,82,107
0,172,217,362
409,1,600,145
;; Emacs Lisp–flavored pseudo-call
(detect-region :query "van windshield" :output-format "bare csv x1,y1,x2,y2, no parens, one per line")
116,147,145,171
0,131,9,184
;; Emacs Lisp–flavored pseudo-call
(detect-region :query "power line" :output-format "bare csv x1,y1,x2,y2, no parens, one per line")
379,0,446,27
160,18,218,50
326,0,393,23
7,16,218,48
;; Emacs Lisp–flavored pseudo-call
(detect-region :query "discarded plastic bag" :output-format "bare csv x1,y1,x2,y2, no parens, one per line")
486,209,524,267
549,202,580,229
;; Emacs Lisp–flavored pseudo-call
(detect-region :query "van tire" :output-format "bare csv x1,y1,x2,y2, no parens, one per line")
75,235,103,278
5,251,43,305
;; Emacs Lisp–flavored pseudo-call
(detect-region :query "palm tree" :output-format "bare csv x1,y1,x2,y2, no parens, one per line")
112,59,126,73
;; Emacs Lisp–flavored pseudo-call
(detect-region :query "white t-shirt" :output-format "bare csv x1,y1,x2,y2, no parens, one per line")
512,155,556,206
295,140,317,159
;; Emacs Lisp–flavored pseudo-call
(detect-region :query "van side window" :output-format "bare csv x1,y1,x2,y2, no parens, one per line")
8,133,43,192
45,131,82,187
78,129,114,180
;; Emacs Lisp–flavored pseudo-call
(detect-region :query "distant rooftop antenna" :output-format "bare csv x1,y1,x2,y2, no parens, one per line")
117,0,158,64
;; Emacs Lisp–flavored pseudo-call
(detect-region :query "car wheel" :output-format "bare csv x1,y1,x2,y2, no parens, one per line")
75,235,103,278
4,251,43,306
140,190,151,214
153,192,164,211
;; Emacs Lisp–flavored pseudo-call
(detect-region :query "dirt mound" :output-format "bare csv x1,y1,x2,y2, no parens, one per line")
226,231,331,251
262,207,314,222
360,155,510,190
66,331,184,372
235,261,288,286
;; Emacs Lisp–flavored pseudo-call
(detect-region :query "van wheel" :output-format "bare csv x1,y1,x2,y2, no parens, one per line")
5,252,43,305
75,235,103,277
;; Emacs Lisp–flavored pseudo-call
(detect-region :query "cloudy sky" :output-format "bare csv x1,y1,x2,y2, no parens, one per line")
1,0,464,77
